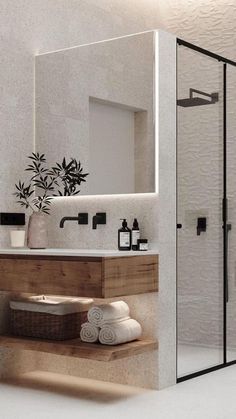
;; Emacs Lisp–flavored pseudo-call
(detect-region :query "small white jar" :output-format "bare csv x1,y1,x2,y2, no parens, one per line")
10,230,26,248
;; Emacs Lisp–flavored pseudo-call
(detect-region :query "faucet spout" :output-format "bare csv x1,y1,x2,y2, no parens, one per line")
59,213,88,228
60,216,78,228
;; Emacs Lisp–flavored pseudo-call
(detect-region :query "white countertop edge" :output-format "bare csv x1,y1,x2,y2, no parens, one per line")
0,248,158,257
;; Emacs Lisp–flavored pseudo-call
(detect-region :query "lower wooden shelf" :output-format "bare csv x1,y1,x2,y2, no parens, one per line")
0,335,158,362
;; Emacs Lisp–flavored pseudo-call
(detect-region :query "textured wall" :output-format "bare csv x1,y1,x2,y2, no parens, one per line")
177,48,224,348
1,0,236,389
0,0,161,246
175,7,236,355
33,30,176,390
0,1,162,390
157,0,236,61
46,194,158,250
156,30,176,388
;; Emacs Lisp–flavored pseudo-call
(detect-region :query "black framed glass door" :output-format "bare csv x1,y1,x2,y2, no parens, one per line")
226,63,236,364
176,39,236,381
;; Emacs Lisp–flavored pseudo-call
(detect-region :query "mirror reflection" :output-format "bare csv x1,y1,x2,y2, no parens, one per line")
35,32,155,195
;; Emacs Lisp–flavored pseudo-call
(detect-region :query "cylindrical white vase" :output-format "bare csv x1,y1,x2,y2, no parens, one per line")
10,230,26,248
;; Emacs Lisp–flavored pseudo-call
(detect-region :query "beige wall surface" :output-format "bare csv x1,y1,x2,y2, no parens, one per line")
0,0,161,243
0,1,162,390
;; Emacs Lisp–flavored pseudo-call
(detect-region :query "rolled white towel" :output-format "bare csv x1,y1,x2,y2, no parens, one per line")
88,301,130,327
80,322,100,343
99,318,142,345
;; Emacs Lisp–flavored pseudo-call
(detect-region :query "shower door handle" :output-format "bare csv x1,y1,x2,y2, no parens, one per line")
226,223,231,302
224,223,232,303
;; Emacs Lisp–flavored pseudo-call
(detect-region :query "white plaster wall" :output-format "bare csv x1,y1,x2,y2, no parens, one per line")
156,30,176,388
1,0,236,390
0,1,162,390
0,25,177,391
46,194,158,250
0,0,161,247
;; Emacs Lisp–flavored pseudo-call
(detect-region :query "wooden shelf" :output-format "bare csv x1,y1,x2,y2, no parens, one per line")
0,254,158,298
0,335,158,361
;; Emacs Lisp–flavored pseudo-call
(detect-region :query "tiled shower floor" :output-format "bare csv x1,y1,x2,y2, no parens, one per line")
178,343,236,378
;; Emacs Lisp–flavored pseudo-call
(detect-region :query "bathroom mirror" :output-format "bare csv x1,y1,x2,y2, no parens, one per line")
35,32,155,196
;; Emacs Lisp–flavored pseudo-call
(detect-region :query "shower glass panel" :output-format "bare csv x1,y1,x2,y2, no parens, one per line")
177,45,224,379
226,64,236,362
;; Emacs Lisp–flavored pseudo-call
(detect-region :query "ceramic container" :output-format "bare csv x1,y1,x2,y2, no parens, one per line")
27,212,48,249
10,230,26,248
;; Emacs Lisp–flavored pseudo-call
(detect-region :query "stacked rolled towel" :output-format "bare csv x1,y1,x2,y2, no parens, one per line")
88,301,130,327
80,301,142,345
80,322,100,343
99,318,142,345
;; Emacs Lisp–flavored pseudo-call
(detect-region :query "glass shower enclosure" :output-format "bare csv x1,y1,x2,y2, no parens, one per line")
176,39,236,381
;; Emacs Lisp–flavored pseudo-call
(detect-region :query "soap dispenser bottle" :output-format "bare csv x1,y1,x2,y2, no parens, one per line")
132,218,140,251
118,219,131,251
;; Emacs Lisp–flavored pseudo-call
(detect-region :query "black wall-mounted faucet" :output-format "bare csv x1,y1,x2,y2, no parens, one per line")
59,213,88,228
92,212,106,229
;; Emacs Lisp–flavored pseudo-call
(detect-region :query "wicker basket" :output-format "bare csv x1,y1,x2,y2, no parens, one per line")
10,295,93,341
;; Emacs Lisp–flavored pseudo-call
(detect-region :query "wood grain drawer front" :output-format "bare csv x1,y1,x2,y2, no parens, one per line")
103,255,158,298
0,257,103,297
0,254,158,298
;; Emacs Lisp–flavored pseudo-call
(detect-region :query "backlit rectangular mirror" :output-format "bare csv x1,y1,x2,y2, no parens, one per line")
35,32,155,196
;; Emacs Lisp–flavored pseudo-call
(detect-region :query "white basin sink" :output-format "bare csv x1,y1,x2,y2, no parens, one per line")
0,248,158,257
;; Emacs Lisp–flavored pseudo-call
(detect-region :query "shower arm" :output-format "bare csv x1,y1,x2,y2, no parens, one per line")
190,88,218,103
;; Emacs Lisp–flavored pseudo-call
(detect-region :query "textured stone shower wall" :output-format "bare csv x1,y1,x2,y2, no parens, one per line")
177,48,224,348
163,1,236,350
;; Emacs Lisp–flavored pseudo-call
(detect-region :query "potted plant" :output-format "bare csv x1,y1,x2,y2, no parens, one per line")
14,153,88,249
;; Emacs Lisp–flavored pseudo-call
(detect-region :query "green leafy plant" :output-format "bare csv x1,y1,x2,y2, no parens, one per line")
14,153,89,214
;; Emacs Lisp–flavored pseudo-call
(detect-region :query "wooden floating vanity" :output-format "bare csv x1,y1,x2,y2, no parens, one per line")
0,249,158,361
0,249,158,298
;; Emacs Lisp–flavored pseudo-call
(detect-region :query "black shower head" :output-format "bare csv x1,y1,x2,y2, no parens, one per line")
177,97,214,107
177,89,219,107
